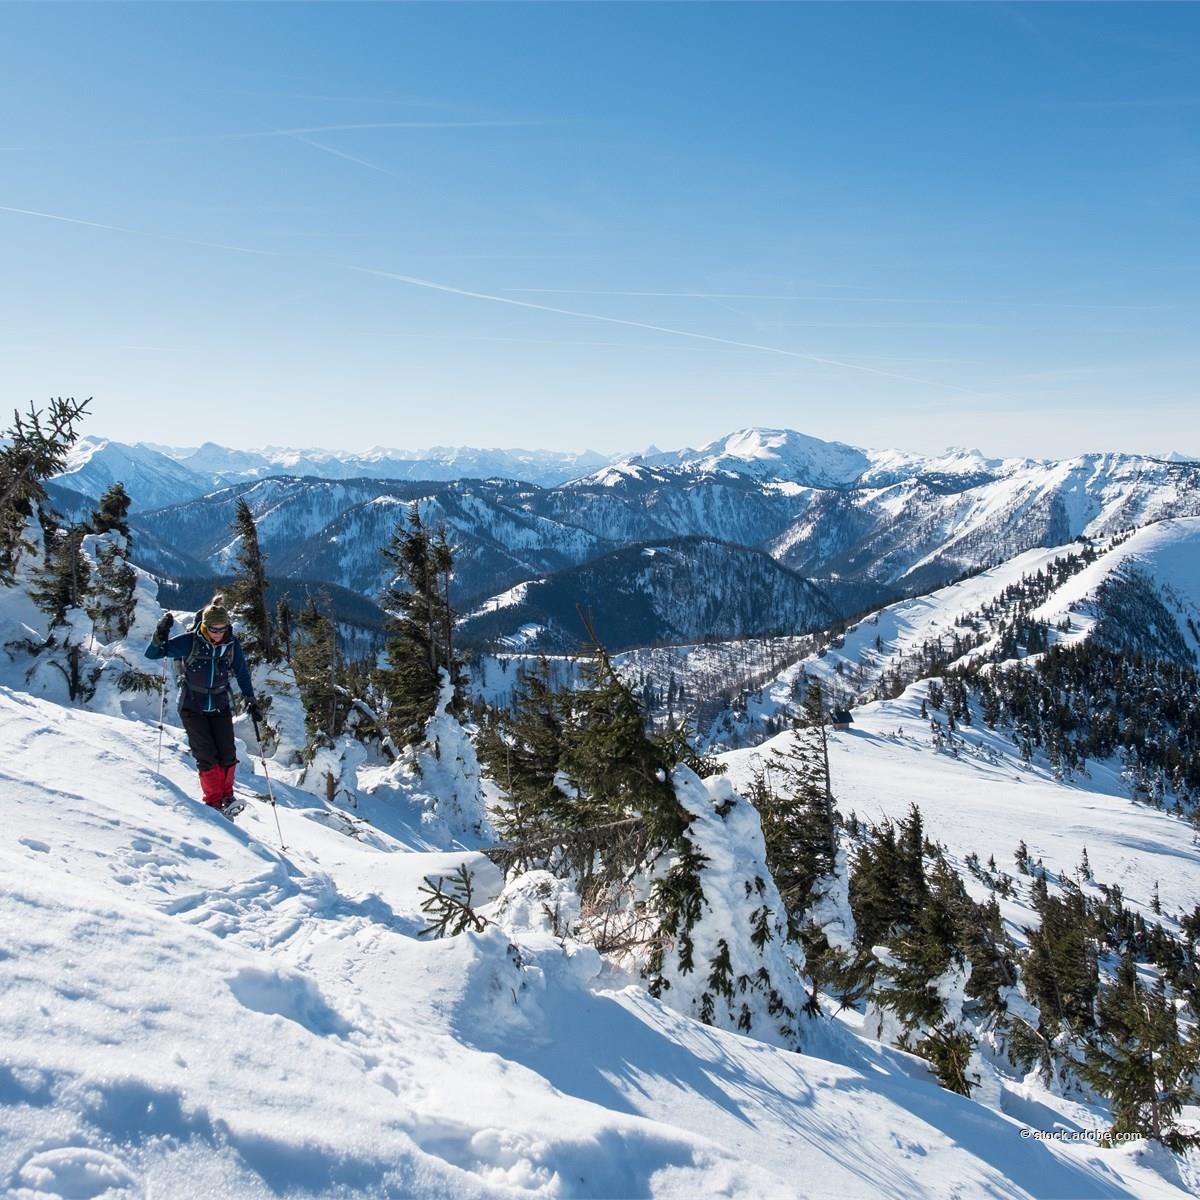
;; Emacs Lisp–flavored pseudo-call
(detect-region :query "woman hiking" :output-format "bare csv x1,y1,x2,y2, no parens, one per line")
146,596,261,816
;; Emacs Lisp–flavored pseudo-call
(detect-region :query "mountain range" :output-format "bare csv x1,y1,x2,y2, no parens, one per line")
55,427,1200,653
61,437,619,509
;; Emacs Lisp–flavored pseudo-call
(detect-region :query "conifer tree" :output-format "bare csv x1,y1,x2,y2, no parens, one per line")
291,594,347,745
32,524,90,628
851,819,907,954
751,683,848,1012
0,397,90,583
556,635,689,889
225,498,274,665
31,523,95,701
90,481,131,538
759,683,838,924
1024,877,1099,1036
480,626,699,983
87,540,138,642
84,483,137,643
378,504,460,745
1078,951,1200,1151
475,660,575,857
275,593,293,661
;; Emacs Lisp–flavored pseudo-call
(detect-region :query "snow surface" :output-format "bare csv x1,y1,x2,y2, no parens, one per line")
3,507,1199,1197
5,686,1197,1196
715,522,1200,745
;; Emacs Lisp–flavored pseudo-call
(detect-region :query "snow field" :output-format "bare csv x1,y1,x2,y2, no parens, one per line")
6,685,1197,1196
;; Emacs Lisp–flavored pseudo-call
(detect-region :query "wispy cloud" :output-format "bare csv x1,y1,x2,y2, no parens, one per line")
502,288,904,301
0,120,544,153
501,287,1172,312
346,266,984,395
210,88,478,111
288,133,402,177
220,120,541,140
0,204,284,258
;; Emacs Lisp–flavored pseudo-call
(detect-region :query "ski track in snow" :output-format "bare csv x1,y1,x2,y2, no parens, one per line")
1,682,1197,1198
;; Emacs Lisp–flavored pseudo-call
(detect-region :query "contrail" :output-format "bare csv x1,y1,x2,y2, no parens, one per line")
502,288,910,301
0,202,982,393
0,120,541,152
503,287,1170,311
0,204,284,258
346,266,983,395
288,133,402,177
233,119,538,139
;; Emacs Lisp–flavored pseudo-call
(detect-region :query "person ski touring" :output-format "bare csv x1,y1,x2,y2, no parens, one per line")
146,595,261,816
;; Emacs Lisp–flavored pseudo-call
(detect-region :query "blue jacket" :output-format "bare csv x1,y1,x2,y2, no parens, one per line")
146,629,255,714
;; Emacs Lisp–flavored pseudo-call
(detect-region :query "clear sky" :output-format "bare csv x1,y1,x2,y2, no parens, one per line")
2,2,1197,459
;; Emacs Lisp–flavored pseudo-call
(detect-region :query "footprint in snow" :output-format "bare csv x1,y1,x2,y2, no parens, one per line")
15,1146,140,1198
19,838,50,853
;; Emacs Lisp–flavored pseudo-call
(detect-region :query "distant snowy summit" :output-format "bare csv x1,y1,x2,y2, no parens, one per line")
59,437,617,509
640,428,872,488
56,426,1198,511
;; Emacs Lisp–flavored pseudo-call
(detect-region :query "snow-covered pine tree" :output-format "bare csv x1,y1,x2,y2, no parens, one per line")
751,681,854,1012
291,593,350,746
474,659,576,859
378,504,461,746
0,396,89,584
1023,876,1099,1039
275,593,293,660
871,857,978,1094
90,481,131,538
225,498,275,666
86,484,137,643
1078,950,1200,1151
555,636,689,901
29,522,96,702
87,538,138,643
480,634,809,1046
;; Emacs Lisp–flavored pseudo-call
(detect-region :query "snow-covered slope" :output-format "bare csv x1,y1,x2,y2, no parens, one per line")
66,428,1200,652
161,442,617,489
56,437,215,511
642,427,873,488
705,520,1200,747
457,537,835,652
5,686,1195,1199
1025,517,1200,662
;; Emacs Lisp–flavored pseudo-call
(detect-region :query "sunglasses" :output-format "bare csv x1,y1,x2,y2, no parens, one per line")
204,624,230,634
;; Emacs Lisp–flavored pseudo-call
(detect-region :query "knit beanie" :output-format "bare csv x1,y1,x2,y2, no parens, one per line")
201,603,231,629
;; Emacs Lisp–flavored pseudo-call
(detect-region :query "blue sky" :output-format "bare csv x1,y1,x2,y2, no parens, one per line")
2,2,1197,458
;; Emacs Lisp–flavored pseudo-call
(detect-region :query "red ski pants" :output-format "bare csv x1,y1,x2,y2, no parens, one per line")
198,763,237,809
182,709,238,809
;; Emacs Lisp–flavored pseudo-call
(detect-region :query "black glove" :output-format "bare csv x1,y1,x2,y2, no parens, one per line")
246,699,262,724
154,613,174,645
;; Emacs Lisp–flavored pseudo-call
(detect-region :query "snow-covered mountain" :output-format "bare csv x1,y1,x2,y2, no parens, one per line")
3,510,1199,1197
162,441,617,490
131,477,615,605
63,428,1200,653
457,536,835,652
690,517,1200,750
640,427,874,487
57,437,216,512
56,438,619,509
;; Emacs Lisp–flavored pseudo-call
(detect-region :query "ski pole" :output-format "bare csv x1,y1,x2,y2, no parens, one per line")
155,663,167,774
253,715,286,850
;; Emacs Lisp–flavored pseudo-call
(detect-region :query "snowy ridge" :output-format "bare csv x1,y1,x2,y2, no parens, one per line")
640,427,872,488
4,689,1195,1198
72,428,1200,648
2,508,1198,1195
707,520,1200,748
61,439,619,507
